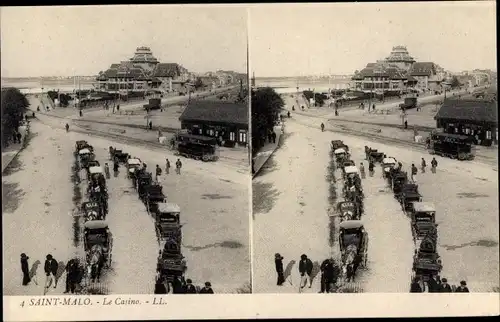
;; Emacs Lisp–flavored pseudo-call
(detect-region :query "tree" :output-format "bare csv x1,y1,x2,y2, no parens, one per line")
1,87,29,147
251,87,284,156
450,76,461,88
194,77,204,90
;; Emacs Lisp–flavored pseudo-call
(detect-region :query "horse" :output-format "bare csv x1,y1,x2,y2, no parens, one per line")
340,210,354,222
87,245,105,283
85,210,100,222
342,244,361,283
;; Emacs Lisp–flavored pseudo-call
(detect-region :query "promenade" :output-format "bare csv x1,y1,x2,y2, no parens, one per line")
252,125,282,177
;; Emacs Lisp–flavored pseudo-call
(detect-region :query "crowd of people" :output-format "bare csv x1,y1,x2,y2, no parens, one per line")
154,276,214,294
410,276,470,293
274,253,342,293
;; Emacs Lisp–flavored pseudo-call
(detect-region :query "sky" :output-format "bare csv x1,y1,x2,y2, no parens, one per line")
249,1,497,77
1,5,248,78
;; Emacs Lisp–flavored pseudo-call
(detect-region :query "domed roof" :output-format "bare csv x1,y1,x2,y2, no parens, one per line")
130,46,159,64
385,45,416,63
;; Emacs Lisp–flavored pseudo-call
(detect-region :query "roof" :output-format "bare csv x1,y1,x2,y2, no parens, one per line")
410,62,435,77
383,157,397,164
413,202,436,213
334,148,346,154
435,99,497,125
127,158,142,165
79,148,91,155
153,63,181,78
344,166,359,174
339,220,364,230
89,166,103,174
179,100,248,126
158,202,181,213
84,220,108,230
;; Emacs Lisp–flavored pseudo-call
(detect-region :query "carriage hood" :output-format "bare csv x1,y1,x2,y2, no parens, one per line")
334,148,346,154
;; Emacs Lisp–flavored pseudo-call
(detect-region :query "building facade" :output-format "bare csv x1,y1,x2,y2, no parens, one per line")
96,47,187,94
352,46,445,93
179,100,248,146
435,98,498,146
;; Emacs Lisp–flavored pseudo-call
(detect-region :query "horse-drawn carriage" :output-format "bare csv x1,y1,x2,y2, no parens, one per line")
88,166,106,185
337,201,361,221
126,158,142,178
334,148,349,163
364,146,384,163
391,170,408,196
87,181,108,215
145,184,167,212
381,157,397,179
155,203,186,283
137,171,153,195
410,202,437,242
83,220,113,283
343,165,360,181
331,140,345,151
338,220,369,282
412,231,442,284
110,147,130,163
398,183,422,212
78,148,95,169
75,140,90,155
81,201,105,221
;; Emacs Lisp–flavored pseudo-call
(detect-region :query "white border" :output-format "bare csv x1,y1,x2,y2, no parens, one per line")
4,294,500,321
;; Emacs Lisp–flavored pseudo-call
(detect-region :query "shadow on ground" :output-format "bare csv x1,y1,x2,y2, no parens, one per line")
2,155,25,176
184,240,244,252
252,181,281,218
2,182,25,213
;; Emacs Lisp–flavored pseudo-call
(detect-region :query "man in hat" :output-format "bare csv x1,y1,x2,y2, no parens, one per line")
410,276,423,292
298,254,314,289
275,253,285,286
439,278,452,292
44,254,59,292
184,278,198,294
20,253,31,286
455,281,469,292
199,281,214,294
64,258,80,294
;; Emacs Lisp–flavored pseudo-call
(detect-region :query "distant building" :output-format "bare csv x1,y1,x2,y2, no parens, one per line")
179,100,248,146
351,46,445,93
434,98,498,146
95,47,188,95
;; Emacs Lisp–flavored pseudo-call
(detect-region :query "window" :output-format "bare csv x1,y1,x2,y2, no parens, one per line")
239,131,247,143
229,132,236,141
486,131,491,140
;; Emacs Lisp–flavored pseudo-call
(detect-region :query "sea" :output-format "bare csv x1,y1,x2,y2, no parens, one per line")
255,76,351,94
1,78,94,95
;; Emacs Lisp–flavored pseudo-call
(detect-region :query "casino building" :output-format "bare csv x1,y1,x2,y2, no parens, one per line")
95,46,189,95
351,46,446,94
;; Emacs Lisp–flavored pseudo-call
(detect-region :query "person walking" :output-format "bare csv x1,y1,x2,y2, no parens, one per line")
199,281,214,294
175,159,182,175
321,123,325,132
421,158,427,173
319,258,335,293
404,120,408,129
298,254,313,290
155,165,162,183
64,258,79,294
410,277,423,292
368,159,375,177
149,121,153,130
431,157,438,174
44,254,59,293
271,131,277,143
275,253,285,286
439,278,452,292
165,158,171,175
79,110,83,117
184,279,198,293
359,162,366,179
411,163,418,182
154,277,168,294
20,253,31,286
455,281,470,292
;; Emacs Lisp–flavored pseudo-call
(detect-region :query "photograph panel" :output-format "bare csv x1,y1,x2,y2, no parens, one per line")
250,1,498,294
2,4,251,296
